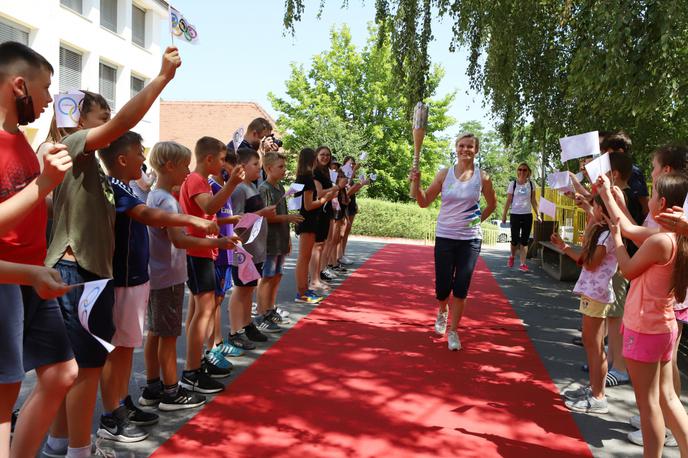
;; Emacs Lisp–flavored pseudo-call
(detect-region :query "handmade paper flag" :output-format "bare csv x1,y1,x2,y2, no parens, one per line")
78,279,114,352
329,169,338,183
560,131,600,162
287,196,302,211
539,197,557,218
235,213,263,244
245,216,263,244
169,5,199,44
584,153,611,184
575,172,584,182
369,173,377,182
55,91,85,128
332,198,341,212
232,127,245,150
359,151,368,162
341,163,354,179
234,245,261,283
547,171,573,193
284,182,304,198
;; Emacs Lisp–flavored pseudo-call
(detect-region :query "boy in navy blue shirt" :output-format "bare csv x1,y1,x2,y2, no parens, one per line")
97,132,220,443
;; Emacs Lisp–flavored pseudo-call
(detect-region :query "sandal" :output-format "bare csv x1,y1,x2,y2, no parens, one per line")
605,371,630,387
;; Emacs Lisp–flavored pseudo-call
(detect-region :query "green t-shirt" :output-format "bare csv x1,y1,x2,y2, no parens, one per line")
45,129,116,278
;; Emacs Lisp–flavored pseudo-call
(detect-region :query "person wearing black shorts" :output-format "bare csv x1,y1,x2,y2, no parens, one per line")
310,147,339,290
502,162,540,272
294,148,335,303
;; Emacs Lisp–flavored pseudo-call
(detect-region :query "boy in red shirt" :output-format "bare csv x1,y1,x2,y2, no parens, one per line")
179,137,243,392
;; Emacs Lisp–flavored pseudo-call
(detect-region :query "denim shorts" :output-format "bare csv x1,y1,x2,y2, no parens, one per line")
55,260,115,368
434,237,482,300
262,255,285,278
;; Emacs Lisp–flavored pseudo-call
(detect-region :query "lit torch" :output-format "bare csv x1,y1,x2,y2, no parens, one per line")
409,102,429,198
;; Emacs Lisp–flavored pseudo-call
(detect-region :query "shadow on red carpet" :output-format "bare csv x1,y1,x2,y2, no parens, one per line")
152,244,592,458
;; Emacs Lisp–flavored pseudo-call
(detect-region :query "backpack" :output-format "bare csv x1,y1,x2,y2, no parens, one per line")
510,179,534,194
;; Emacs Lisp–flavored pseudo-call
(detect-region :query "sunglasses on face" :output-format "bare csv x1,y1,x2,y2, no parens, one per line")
518,168,528,172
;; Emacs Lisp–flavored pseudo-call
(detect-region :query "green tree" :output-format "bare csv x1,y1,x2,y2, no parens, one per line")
283,1,688,171
269,24,455,201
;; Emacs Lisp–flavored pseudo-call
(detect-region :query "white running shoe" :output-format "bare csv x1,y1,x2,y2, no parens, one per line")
447,331,461,351
627,428,678,447
564,394,608,414
339,256,353,265
434,311,448,335
276,306,290,319
629,414,641,430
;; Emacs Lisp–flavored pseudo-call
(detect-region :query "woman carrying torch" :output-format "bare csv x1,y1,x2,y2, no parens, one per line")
410,112,497,351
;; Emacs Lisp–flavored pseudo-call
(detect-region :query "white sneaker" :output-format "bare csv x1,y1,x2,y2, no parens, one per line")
276,306,290,319
627,428,678,447
251,302,258,317
564,393,608,414
629,414,641,429
447,331,461,351
562,385,591,402
324,268,338,278
339,256,353,265
434,311,448,335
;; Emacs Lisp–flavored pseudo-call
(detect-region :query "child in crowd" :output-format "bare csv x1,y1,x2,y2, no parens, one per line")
256,152,304,332
338,156,368,266
0,41,78,458
328,169,351,272
310,146,339,290
97,132,221,441
227,148,276,349
603,172,688,456
180,136,243,393
293,148,334,304
207,151,243,363
44,46,181,458
553,195,618,414
141,141,238,410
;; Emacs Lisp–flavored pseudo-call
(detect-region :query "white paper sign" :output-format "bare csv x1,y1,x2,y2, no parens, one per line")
284,182,304,198
232,127,245,150
246,216,263,244
55,91,85,128
547,171,573,193
575,172,584,182
329,169,338,183
287,196,302,211
539,197,557,218
584,153,611,184
359,151,368,162
369,173,377,182
342,163,354,179
559,131,600,162
77,279,115,352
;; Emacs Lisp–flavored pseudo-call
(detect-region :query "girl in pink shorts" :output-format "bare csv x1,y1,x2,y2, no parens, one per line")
604,172,688,457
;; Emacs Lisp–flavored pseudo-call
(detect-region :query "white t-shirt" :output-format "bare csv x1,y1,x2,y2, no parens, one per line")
507,180,533,215
573,230,618,304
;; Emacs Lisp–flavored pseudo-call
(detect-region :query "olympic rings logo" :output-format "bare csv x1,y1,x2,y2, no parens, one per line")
235,252,246,264
170,11,197,42
57,95,81,123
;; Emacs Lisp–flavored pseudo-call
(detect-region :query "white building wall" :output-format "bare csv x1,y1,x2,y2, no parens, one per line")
0,0,168,148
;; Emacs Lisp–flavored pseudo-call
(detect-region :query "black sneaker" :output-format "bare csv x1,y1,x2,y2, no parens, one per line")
159,387,207,412
180,370,224,394
320,272,335,282
96,406,149,443
202,352,233,379
138,384,162,406
254,313,282,334
228,331,256,350
267,308,289,325
332,263,348,273
124,395,159,426
244,322,268,342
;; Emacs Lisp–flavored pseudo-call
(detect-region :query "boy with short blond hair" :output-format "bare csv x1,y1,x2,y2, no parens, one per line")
256,152,303,331
180,136,244,392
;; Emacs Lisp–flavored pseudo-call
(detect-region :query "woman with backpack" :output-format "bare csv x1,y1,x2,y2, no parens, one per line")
502,162,540,271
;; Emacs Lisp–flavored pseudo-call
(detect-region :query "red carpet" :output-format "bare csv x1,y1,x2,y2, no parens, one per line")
153,244,592,458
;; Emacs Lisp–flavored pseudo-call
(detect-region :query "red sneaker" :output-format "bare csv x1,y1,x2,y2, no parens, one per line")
507,256,515,268
519,264,529,272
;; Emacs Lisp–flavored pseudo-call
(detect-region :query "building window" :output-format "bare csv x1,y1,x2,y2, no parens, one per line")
61,0,83,14
99,62,117,110
132,5,146,47
100,0,118,33
0,19,29,46
130,75,145,98
59,46,82,92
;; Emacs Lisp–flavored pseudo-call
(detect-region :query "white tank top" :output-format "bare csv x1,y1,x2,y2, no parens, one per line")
435,165,482,240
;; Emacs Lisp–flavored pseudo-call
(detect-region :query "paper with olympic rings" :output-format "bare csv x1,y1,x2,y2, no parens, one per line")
169,5,199,44
54,90,85,128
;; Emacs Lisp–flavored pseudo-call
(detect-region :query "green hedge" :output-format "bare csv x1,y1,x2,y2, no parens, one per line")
351,198,439,240
351,198,498,244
